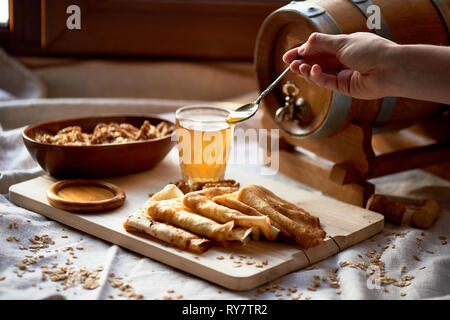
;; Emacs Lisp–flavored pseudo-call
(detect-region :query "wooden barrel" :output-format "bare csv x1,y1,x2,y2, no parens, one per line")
255,0,450,139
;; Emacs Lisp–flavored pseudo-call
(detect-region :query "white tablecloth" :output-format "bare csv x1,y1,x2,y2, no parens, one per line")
0,100,449,300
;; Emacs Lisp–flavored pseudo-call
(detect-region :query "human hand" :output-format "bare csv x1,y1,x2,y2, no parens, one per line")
282,32,396,100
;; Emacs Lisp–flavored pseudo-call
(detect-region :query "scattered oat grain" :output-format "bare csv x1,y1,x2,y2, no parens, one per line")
400,264,406,273
401,275,414,281
16,263,27,270
330,281,339,288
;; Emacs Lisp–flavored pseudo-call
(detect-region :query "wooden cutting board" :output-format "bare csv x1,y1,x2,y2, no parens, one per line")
9,157,384,291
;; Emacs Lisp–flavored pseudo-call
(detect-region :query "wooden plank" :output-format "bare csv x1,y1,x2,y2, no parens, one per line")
260,113,374,175
277,149,375,206
367,142,450,179
5,0,283,59
8,157,383,291
372,123,450,181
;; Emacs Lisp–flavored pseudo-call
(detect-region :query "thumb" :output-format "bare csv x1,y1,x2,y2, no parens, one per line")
303,32,347,57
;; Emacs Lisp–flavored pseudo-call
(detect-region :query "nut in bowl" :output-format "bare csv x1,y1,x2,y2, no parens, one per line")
23,115,176,178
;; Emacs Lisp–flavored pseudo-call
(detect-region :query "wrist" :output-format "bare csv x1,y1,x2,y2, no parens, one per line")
381,43,408,97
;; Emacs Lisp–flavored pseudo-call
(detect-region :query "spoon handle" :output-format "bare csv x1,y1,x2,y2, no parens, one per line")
255,67,290,105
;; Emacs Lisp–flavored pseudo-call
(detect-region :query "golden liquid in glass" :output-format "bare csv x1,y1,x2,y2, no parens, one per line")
176,116,233,183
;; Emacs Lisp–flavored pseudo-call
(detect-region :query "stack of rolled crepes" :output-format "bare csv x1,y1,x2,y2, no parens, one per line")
123,183,326,253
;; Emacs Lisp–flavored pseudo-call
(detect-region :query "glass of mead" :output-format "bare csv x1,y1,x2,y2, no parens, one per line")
175,105,234,184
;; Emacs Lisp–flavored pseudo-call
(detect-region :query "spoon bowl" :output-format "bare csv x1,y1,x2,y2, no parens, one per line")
226,60,299,124
226,102,259,124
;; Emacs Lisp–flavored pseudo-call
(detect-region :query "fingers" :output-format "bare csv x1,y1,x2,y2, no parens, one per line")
290,53,342,73
282,47,296,64
284,33,347,73
282,45,305,64
283,33,352,94
297,63,335,90
309,64,339,90
303,32,346,56
295,63,352,95
283,32,346,62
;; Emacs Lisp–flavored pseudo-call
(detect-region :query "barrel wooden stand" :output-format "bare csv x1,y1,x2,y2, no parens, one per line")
261,112,450,207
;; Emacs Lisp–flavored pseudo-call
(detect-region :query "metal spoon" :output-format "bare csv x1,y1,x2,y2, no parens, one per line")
226,60,300,124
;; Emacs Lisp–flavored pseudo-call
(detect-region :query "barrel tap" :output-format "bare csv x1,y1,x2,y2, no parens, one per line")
275,81,307,123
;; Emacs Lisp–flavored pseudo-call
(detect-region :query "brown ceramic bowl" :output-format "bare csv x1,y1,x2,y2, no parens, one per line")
23,114,176,178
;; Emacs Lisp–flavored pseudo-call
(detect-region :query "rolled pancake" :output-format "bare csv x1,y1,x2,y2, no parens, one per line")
256,187,320,227
123,208,211,253
195,187,241,199
227,227,253,244
236,185,326,249
183,190,272,239
147,198,234,243
212,194,282,241
150,184,184,201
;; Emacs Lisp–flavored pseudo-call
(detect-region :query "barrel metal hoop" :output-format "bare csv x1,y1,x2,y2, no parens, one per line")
280,1,353,138
286,2,342,35
348,0,394,40
372,96,397,133
372,95,398,132
308,92,353,138
430,0,450,41
347,0,398,132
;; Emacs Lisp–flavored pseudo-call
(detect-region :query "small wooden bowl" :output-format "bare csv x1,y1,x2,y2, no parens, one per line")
23,114,175,178
47,179,126,212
